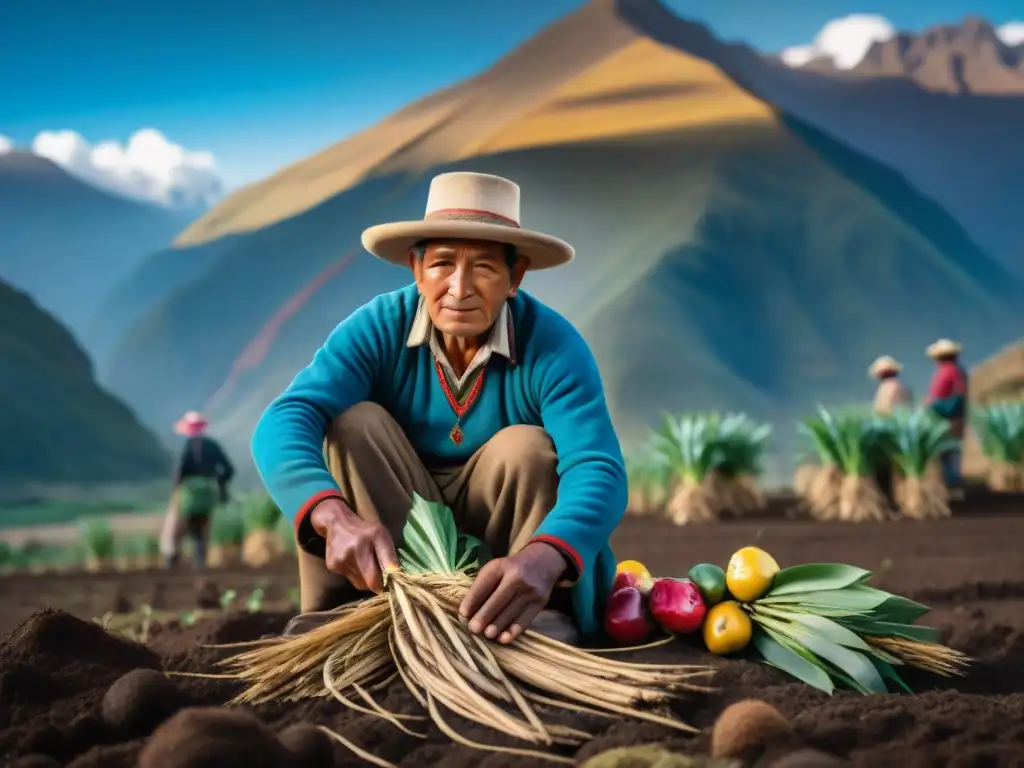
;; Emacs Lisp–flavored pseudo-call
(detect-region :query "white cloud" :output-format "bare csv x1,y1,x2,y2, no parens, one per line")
30,128,223,209
0,135,12,155
999,22,1024,46
782,15,1024,70
781,14,895,70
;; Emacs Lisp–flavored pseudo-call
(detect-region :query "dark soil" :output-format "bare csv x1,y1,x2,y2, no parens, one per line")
1,513,1023,766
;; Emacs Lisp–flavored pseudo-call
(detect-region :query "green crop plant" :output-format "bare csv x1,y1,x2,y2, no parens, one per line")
624,443,673,515
242,492,282,533
649,412,772,523
883,408,958,519
78,517,116,571
972,402,1024,491
239,491,284,567
797,407,893,522
8,539,45,572
212,503,246,546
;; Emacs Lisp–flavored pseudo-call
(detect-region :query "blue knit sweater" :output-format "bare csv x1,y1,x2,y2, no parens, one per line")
251,283,628,638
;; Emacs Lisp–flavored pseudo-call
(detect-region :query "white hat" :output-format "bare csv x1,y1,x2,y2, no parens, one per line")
927,339,962,358
361,172,574,270
868,355,902,378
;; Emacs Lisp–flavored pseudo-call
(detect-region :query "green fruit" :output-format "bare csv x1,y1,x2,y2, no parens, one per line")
687,563,727,606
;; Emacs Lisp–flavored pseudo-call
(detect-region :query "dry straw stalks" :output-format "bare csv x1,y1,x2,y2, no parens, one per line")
199,571,715,767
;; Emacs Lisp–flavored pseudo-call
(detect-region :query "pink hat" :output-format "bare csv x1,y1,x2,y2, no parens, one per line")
174,411,209,437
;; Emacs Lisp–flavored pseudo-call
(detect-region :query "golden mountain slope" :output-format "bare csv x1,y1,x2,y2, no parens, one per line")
177,0,772,245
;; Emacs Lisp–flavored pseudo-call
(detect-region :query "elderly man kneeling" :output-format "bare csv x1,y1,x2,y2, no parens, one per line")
252,172,628,646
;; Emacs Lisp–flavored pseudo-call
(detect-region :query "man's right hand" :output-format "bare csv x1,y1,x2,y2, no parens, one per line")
310,499,400,595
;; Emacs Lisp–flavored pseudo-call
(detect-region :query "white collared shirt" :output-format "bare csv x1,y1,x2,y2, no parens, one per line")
406,296,512,391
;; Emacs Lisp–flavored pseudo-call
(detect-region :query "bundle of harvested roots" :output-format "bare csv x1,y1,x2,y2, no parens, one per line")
214,571,713,766
198,495,715,766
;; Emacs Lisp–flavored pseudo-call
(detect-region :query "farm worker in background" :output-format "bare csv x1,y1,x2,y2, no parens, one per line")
160,411,236,570
869,356,914,415
251,172,627,647
923,339,969,494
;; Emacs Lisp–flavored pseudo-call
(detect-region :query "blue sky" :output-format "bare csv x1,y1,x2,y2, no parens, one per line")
0,0,1019,191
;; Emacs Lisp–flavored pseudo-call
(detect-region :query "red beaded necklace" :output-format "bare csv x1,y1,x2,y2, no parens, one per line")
432,309,514,446
434,361,486,446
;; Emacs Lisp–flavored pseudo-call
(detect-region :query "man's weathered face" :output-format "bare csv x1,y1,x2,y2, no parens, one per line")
410,238,528,338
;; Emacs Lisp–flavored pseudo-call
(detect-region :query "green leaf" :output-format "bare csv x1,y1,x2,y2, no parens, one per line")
786,628,887,694
753,626,834,694
454,531,492,574
837,618,941,644
758,588,889,612
768,564,873,596
399,494,460,574
773,611,875,652
819,660,870,694
874,595,932,623
869,656,914,694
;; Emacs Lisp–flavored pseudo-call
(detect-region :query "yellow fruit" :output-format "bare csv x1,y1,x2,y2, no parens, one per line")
703,601,753,655
726,546,780,602
616,559,652,580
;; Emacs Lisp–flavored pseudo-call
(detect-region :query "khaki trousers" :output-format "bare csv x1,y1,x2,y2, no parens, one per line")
297,402,561,613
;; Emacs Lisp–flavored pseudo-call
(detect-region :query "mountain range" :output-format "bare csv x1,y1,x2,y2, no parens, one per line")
85,0,1024,481
797,17,1024,95
0,277,170,485
0,151,195,342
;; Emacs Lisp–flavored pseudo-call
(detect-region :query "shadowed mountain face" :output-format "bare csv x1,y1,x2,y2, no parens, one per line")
97,0,1024,480
0,278,170,484
800,17,1024,95
0,152,195,345
105,126,1024,477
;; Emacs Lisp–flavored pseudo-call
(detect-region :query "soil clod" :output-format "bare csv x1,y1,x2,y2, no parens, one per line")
580,746,734,767
277,722,335,766
711,700,796,762
138,706,290,768
195,580,221,610
8,755,61,768
112,589,132,614
149,583,168,611
766,748,847,767
102,668,187,738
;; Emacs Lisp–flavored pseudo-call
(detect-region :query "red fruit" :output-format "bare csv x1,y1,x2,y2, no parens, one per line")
612,570,653,595
649,578,707,634
603,586,654,645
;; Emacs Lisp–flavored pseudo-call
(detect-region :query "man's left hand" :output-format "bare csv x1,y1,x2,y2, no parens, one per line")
459,542,567,645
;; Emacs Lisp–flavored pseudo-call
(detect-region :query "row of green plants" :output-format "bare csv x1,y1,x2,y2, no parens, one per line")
0,491,295,575
625,402,1024,524
95,581,300,643
0,529,162,574
206,490,292,567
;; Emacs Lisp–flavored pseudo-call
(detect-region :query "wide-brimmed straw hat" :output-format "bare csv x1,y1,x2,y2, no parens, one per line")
174,411,208,437
361,172,575,270
926,339,962,359
868,355,902,378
